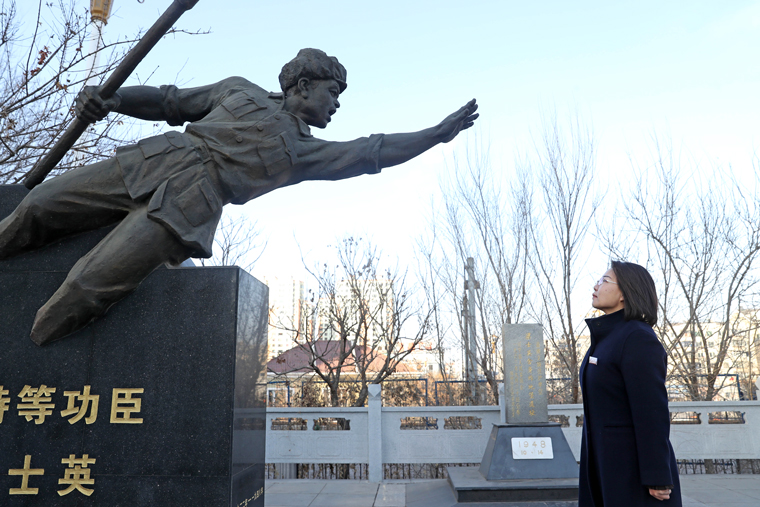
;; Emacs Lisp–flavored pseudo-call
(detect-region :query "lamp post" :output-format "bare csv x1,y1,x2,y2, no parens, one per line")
73,0,115,165
84,0,115,86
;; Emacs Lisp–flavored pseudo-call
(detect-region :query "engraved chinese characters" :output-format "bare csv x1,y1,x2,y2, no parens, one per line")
57,454,96,496
503,324,549,424
17,385,56,424
8,454,98,497
0,385,10,423
61,385,99,424
0,384,144,426
3,384,144,497
8,455,43,495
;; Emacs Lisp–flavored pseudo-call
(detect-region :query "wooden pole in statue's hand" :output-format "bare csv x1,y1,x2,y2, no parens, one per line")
23,0,201,190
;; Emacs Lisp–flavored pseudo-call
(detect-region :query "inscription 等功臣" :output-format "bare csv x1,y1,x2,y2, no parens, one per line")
0,384,144,425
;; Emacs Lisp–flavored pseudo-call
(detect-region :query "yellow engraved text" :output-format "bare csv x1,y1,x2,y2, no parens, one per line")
17,385,56,424
0,385,10,423
9,454,44,495
57,454,96,496
110,388,144,424
238,486,265,506
61,385,100,424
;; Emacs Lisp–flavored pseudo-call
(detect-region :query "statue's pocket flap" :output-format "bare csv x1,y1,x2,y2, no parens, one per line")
222,94,267,120
257,133,298,176
138,133,186,159
175,176,221,227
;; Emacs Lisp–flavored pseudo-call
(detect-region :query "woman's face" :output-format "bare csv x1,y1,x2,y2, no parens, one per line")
592,268,625,314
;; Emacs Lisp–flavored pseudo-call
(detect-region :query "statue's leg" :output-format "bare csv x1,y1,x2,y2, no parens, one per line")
0,158,134,259
29,204,190,346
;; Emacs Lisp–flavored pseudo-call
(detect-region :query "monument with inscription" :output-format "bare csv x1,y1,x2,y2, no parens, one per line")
0,186,268,506
447,324,579,505
0,0,478,503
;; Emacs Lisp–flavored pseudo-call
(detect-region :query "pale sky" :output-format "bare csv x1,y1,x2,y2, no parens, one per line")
31,1,760,281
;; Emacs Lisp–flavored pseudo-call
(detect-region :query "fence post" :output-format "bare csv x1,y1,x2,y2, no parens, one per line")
499,383,506,424
368,384,382,482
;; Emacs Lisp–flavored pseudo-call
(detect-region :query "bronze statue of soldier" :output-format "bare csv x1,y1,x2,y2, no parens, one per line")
0,48,479,346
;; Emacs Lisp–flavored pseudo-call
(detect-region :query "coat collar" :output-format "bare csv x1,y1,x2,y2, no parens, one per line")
585,309,625,345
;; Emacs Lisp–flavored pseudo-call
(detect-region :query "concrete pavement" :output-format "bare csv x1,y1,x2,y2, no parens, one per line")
264,475,760,507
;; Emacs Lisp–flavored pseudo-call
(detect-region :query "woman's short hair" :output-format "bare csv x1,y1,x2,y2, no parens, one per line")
611,260,658,326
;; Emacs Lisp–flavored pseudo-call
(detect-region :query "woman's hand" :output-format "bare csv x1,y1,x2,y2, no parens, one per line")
649,488,671,501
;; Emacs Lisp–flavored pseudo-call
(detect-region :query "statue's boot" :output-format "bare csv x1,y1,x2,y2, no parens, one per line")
29,204,189,346
30,280,109,346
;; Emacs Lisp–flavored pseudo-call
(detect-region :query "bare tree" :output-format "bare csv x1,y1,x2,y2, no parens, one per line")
271,237,433,408
0,0,205,183
616,139,760,401
197,213,266,272
416,137,532,404
521,113,598,404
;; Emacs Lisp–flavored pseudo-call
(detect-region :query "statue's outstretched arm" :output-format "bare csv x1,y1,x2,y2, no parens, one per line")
378,99,478,169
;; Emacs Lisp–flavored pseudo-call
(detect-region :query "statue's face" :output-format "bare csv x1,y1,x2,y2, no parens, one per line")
296,79,341,128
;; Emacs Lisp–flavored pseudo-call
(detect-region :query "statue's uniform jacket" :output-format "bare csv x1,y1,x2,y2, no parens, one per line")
578,310,681,507
115,76,384,257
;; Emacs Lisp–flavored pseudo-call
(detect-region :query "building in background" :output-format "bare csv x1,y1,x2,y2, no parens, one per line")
314,279,393,351
262,276,306,361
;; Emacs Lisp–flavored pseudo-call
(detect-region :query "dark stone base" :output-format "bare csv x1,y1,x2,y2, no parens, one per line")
447,467,578,504
479,423,579,481
445,423,580,504
0,185,268,506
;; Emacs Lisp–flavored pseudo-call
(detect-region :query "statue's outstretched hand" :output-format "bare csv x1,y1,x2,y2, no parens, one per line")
76,86,122,124
437,99,479,143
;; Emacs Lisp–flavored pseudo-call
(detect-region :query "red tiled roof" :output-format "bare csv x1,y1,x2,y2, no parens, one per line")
268,340,414,374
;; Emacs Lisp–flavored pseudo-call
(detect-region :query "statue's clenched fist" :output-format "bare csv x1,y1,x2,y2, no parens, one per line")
76,86,122,124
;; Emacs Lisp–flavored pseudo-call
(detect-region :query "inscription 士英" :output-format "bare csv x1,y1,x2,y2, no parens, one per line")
7,453,98,497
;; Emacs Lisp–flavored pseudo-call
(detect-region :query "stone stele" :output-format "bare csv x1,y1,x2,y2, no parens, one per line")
503,323,549,424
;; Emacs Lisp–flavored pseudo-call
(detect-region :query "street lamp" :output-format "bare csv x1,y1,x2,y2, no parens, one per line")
74,0,115,165
85,0,115,86
90,0,115,24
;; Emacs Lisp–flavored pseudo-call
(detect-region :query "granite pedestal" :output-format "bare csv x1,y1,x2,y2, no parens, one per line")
0,185,268,506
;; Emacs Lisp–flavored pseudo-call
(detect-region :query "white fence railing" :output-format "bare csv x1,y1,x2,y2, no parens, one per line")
263,384,760,482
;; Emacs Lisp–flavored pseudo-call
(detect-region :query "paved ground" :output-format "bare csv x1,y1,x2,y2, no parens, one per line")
264,475,760,507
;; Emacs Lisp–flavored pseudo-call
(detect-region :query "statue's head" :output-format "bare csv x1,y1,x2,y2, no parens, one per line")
279,48,347,95
280,49,346,129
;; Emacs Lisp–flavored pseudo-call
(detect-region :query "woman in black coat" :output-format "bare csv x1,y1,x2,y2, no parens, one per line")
579,261,681,506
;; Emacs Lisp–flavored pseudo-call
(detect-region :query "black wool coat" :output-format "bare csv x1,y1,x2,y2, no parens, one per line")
579,310,682,507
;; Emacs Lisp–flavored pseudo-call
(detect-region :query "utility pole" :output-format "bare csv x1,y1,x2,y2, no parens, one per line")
463,257,479,404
